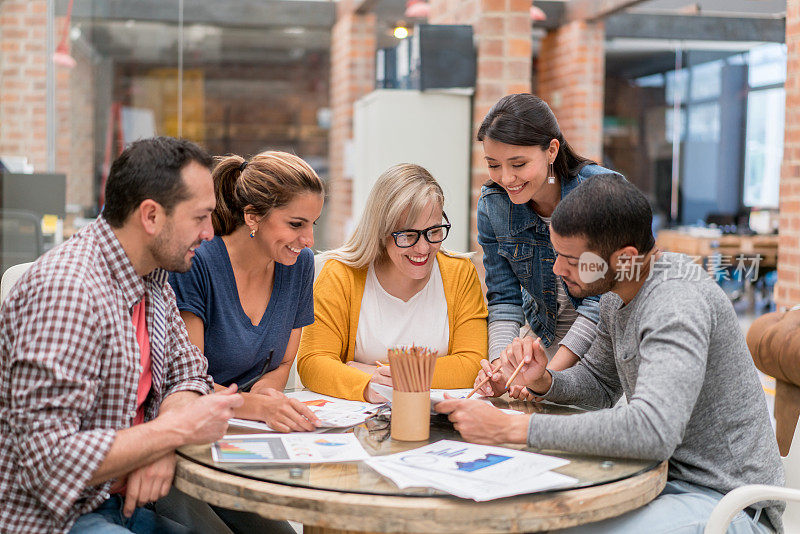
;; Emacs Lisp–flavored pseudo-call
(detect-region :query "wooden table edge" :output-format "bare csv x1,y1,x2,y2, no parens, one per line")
174,456,667,533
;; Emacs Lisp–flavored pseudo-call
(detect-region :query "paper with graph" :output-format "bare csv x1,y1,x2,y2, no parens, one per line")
365,440,576,500
212,433,369,463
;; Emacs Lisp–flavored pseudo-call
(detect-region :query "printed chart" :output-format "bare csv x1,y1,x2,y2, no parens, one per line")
365,440,576,500
212,433,370,464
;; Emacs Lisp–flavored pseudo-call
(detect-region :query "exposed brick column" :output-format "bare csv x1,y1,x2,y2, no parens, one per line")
537,20,605,162
429,0,533,259
776,0,800,308
0,0,49,171
0,1,94,211
327,2,375,247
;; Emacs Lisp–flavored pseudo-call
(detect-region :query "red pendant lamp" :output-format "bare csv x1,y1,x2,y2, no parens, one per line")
405,0,430,19
52,0,76,68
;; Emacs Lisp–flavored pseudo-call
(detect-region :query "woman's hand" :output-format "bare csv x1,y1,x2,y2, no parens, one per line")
349,362,393,403
346,361,378,373
247,387,320,432
507,384,538,401
473,358,507,397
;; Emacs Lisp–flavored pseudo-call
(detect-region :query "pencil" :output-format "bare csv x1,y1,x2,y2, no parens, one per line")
504,358,526,390
466,361,503,398
375,360,386,367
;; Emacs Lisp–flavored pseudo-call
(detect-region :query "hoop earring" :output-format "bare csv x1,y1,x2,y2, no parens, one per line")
547,162,556,185
249,228,256,238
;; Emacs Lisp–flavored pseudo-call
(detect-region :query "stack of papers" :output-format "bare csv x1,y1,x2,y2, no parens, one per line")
369,385,520,415
371,384,476,406
228,391,382,432
212,433,370,463
365,440,577,501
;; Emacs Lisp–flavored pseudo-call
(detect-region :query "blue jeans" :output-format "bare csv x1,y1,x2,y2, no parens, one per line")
554,480,775,534
69,495,191,534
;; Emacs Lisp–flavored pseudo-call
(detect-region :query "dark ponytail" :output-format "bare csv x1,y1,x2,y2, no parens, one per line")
212,155,248,235
477,93,594,180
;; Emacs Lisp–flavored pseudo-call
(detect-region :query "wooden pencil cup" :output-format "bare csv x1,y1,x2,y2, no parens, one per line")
390,390,431,441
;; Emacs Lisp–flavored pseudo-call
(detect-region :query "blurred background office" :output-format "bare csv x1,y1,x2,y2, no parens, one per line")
0,0,794,312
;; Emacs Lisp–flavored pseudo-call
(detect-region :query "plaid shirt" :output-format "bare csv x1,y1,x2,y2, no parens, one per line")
0,217,213,533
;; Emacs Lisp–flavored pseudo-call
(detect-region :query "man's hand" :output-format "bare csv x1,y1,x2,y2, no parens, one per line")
157,384,243,445
435,398,529,445
122,452,176,517
504,337,551,394
249,388,320,432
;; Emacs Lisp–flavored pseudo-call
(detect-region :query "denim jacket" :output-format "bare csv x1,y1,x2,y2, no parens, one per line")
477,163,622,348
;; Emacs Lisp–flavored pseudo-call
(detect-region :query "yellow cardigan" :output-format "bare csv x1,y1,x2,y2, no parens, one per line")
297,252,488,401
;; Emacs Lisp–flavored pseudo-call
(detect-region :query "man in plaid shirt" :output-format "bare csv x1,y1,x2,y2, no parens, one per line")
0,137,243,533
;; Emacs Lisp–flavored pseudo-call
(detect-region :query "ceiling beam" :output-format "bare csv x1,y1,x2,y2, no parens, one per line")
605,13,785,43
567,0,650,22
56,0,335,29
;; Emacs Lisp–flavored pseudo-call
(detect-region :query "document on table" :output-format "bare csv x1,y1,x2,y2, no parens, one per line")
227,391,383,432
212,433,370,463
369,385,518,414
371,385,477,404
365,440,577,501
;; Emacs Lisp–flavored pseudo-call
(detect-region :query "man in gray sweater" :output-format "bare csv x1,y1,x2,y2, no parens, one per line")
437,175,784,533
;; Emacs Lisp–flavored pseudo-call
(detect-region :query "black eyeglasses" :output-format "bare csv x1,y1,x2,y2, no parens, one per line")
390,213,451,248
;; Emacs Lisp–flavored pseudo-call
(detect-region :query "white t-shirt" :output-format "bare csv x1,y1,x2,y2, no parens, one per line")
354,258,450,364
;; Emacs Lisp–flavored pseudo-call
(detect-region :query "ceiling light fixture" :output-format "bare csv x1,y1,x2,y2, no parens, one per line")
52,0,76,68
530,6,547,21
405,0,430,19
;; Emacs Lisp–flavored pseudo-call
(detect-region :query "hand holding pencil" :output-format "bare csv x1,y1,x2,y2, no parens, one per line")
469,360,505,398
472,337,550,398
502,336,551,394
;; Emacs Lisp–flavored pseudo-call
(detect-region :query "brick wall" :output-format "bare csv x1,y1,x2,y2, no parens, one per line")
429,0,533,257
0,0,95,212
327,2,375,247
537,20,605,162
776,0,800,308
0,0,49,171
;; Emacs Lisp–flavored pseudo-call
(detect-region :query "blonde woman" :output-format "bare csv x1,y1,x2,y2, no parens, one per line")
297,163,488,402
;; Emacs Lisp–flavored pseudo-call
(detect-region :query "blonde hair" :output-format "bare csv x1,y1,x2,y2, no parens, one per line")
212,151,324,235
321,163,469,269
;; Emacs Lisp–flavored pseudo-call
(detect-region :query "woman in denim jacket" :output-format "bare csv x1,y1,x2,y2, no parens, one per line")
474,94,623,395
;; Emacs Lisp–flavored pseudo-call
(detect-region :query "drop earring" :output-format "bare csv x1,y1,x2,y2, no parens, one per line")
547,162,556,185
249,228,256,238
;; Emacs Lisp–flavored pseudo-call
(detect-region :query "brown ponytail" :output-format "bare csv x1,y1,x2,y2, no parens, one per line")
212,155,247,235
211,151,324,236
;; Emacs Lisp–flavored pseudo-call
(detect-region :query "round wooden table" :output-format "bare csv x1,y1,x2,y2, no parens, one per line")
174,398,667,533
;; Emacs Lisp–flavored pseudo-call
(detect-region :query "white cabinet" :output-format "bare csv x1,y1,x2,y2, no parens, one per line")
353,90,472,253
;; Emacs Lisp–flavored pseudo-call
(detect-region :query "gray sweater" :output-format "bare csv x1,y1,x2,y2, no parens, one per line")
530,253,784,530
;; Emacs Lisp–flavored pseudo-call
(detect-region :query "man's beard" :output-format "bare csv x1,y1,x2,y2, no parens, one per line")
151,226,195,273
564,267,615,299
